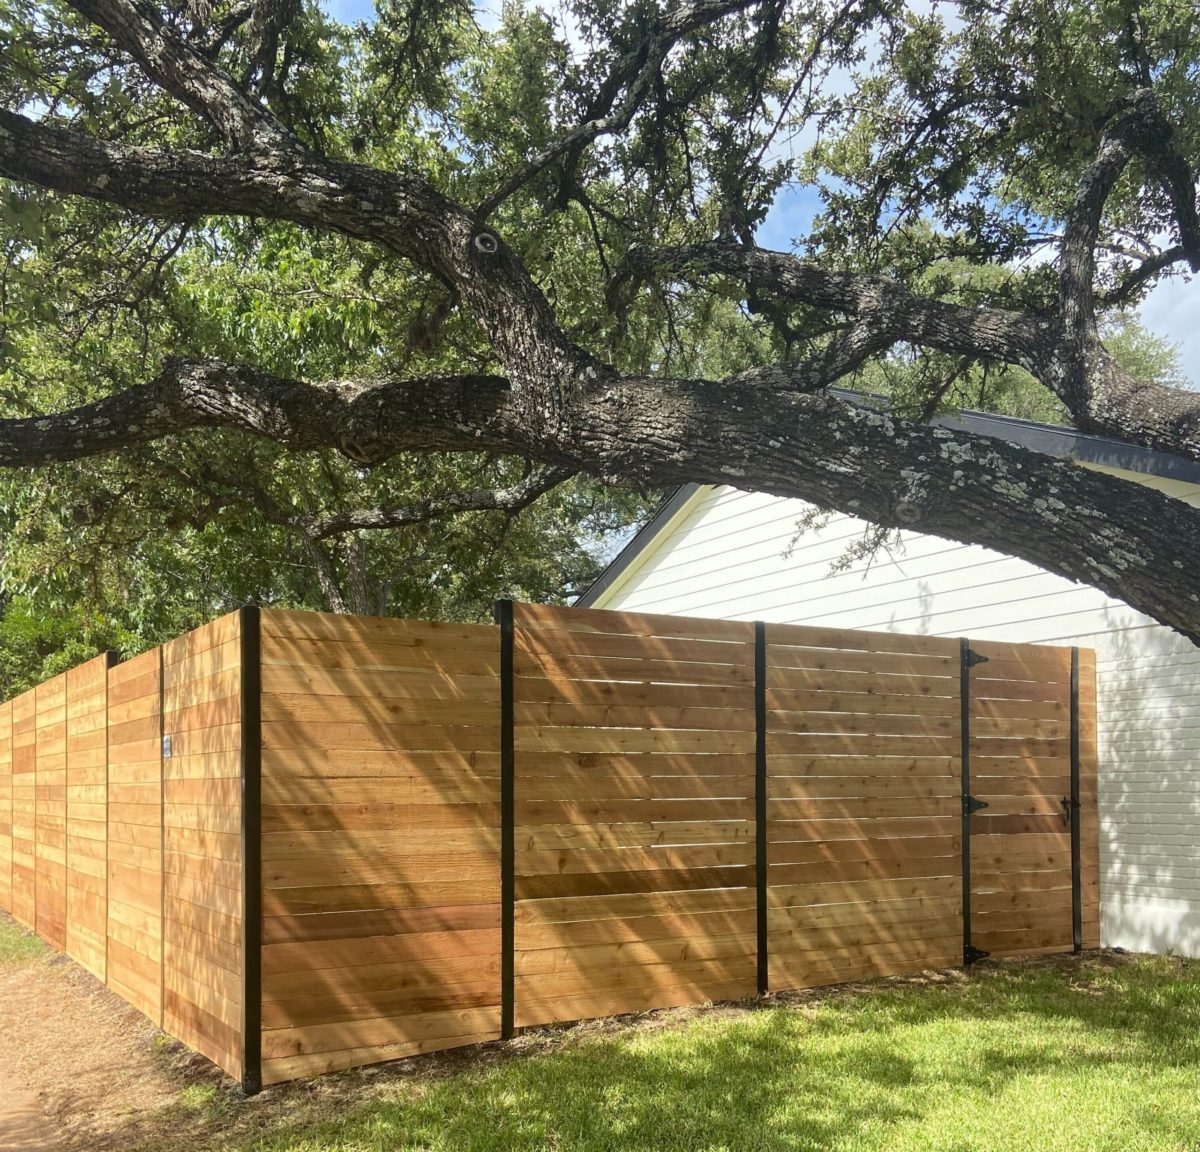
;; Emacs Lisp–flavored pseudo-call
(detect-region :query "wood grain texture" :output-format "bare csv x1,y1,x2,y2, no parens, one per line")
0,603,1103,1091
0,700,11,914
162,613,245,1083
12,687,40,929
258,609,501,1084
513,604,758,1029
1076,650,1101,950
106,648,163,1025
65,655,110,979
764,621,964,989
35,673,68,950
966,640,1099,958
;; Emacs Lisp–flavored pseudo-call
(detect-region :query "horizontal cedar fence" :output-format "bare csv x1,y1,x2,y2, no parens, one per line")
511,604,759,1029
66,654,109,981
161,616,246,1083
0,603,1099,1092
0,616,245,1082
105,647,163,1023
0,700,10,914
764,624,965,989
258,609,502,1086
966,641,1099,958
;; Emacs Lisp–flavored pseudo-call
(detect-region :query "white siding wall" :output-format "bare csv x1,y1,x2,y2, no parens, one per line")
595,481,1200,958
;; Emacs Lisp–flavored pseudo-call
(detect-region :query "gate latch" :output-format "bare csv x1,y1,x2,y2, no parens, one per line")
1059,796,1078,826
963,794,989,815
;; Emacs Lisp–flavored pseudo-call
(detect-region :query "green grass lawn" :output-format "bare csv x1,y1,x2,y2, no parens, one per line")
228,955,1200,1152
0,910,47,966
3,912,1199,1151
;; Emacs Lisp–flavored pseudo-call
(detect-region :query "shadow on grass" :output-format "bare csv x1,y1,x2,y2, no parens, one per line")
118,952,1200,1152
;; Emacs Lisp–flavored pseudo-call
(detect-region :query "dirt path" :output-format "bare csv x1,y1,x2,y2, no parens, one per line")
0,1061,60,1152
0,946,219,1151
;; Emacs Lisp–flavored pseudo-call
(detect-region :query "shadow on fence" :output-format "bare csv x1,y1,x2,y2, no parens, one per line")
0,602,1099,1089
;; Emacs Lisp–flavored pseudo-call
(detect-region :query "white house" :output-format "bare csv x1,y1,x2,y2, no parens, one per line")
578,403,1200,958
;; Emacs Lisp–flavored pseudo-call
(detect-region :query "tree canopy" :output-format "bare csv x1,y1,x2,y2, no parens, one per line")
1,0,1199,646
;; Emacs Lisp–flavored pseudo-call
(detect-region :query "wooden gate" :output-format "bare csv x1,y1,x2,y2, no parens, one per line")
764,624,964,990
963,641,1099,959
761,626,1099,983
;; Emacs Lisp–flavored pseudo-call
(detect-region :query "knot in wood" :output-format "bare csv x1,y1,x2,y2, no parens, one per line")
473,231,499,256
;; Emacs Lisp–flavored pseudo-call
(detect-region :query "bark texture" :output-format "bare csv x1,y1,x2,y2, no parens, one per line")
1,357,1195,640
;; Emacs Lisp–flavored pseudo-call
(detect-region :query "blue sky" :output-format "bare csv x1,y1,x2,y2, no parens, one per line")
757,185,823,252
322,0,375,23
1139,274,1199,384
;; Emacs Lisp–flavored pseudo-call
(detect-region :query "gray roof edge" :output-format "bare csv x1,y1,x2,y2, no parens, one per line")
933,408,1200,483
574,483,704,607
575,396,1200,608
828,387,1200,483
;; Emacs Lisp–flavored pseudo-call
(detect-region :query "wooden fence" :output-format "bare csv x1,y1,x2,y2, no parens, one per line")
0,618,245,1081
258,610,501,1085
0,604,1099,1091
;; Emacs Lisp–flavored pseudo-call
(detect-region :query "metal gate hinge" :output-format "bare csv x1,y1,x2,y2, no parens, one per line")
963,794,989,815
964,648,989,668
964,945,991,965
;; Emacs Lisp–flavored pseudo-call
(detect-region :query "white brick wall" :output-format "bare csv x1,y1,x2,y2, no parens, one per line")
593,484,1200,957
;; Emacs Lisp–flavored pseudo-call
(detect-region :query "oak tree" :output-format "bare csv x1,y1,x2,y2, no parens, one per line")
2,0,1200,637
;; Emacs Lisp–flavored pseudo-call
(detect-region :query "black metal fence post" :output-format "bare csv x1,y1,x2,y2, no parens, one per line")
959,637,972,967
959,637,977,968
960,638,990,967
496,600,516,1039
158,646,166,1032
240,605,263,1096
754,622,768,996
1070,647,1082,953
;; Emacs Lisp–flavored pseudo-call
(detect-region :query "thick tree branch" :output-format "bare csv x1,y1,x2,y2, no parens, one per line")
0,357,530,466
1059,90,1200,373
2,0,1198,656
1060,92,1161,358
2,354,1199,644
65,0,295,153
7,83,1200,466
623,241,1054,373
625,240,1200,460
0,110,263,221
0,110,598,424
